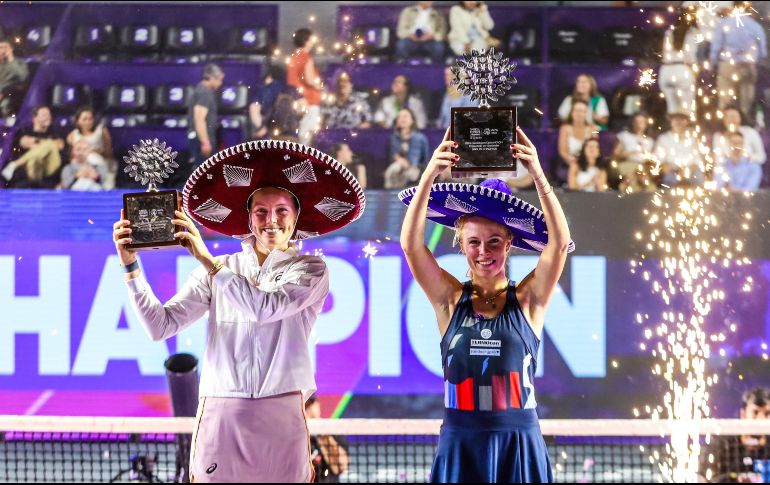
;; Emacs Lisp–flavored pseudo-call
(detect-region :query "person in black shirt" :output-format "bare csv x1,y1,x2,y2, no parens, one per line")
1,105,65,188
187,63,223,166
305,395,349,483
702,387,770,483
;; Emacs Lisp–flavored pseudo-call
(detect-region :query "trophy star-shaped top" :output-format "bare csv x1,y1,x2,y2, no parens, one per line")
123,138,179,190
451,47,516,108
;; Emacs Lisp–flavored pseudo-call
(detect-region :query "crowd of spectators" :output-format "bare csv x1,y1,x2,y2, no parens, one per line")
1,1,769,194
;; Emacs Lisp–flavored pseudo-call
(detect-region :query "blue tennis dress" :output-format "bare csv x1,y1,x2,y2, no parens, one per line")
430,281,553,483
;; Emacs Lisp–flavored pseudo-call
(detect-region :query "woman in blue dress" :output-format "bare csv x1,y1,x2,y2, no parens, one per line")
399,127,574,483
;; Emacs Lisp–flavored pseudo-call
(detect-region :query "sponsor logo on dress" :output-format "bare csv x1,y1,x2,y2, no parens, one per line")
480,328,492,339
206,463,218,474
470,348,501,356
471,339,501,348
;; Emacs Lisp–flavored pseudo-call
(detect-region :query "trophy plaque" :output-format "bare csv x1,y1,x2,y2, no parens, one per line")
450,48,517,178
122,139,182,250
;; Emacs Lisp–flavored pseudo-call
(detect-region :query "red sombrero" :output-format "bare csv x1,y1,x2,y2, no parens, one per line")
182,140,366,240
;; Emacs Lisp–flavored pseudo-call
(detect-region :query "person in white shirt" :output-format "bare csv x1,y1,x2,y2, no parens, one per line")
447,1,495,56
556,73,610,129
654,112,703,187
112,140,366,483
612,113,655,183
658,8,699,115
712,105,766,165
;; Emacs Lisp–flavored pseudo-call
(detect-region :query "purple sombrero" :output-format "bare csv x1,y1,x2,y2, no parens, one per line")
182,140,366,240
398,178,575,253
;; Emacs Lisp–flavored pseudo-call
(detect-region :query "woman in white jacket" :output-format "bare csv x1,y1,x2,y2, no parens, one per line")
448,1,495,56
112,140,365,483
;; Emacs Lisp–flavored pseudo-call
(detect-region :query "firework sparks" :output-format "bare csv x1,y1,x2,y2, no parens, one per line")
638,69,656,88
639,69,657,88
633,3,754,481
362,242,378,258
731,6,751,27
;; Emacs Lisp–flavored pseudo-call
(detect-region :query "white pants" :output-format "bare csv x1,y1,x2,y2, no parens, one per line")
658,64,696,115
298,104,321,145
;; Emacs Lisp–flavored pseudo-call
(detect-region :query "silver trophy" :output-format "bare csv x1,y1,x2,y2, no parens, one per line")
450,48,518,178
122,139,182,250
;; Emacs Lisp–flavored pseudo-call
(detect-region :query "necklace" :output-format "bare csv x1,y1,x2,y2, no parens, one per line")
472,283,509,309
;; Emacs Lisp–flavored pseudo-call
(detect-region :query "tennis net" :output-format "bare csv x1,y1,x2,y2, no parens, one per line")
1,416,769,483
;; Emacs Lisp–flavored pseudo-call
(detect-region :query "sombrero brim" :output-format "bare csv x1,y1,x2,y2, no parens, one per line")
182,140,366,239
398,182,575,253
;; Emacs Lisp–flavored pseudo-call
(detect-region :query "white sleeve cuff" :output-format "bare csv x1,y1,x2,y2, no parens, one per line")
125,274,149,295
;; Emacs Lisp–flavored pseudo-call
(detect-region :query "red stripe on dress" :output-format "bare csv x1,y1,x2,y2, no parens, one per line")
456,377,475,411
509,371,522,409
491,375,508,411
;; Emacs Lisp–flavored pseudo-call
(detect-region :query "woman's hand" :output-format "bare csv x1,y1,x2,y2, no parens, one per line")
172,210,213,263
113,209,137,266
512,126,544,176
422,127,457,182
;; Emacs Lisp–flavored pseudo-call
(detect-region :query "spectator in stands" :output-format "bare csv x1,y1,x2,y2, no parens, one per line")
384,149,421,189
557,100,597,181
374,74,428,130
0,39,29,118
389,108,430,169
331,142,367,190
1,105,64,188
395,1,447,63
60,138,108,191
701,387,770,483
322,72,372,130
187,63,224,165
712,105,766,165
557,74,609,129
288,28,324,145
568,138,607,192
715,131,762,192
66,106,115,187
447,1,496,56
248,63,301,142
304,395,349,483
659,7,699,115
709,3,767,120
438,66,474,128
654,112,703,187
612,113,655,186
618,160,660,194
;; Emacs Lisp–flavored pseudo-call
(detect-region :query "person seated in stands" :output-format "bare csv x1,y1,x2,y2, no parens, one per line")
248,63,301,141
556,100,598,183
388,107,430,170
557,73,610,130
394,1,447,63
654,112,703,187
1,105,64,188
568,138,607,192
611,113,655,188
66,106,115,187
447,1,496,56
322,72,372,130
0,39,29,119
712,105,766,166
437,66,474,128
60,138,108,191
701,387,770,483
331,142,367,190
618,159,659,194
305,395,349,483
714,131,762,192
374,74,428,130
384,149,421,189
